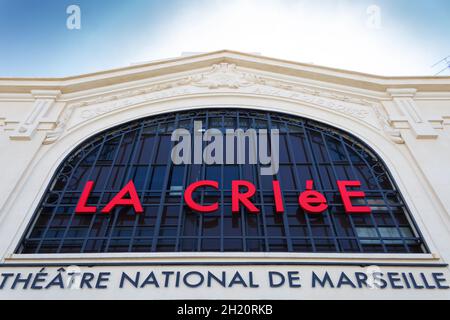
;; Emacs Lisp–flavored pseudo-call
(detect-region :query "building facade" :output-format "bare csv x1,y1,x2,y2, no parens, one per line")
0,50,449,299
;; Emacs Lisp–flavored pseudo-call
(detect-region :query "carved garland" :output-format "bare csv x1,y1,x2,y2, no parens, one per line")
43,63,403,144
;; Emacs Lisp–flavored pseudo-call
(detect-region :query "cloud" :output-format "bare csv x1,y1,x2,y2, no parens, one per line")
136,0,436,76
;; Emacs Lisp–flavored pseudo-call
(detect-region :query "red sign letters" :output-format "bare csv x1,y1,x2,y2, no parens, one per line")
75,179,371,215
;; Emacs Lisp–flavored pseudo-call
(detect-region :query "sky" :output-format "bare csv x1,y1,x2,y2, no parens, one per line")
0,0,449,77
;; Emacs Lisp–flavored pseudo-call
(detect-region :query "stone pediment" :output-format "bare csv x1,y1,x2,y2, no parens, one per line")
41,61,400,145
6,50,446,145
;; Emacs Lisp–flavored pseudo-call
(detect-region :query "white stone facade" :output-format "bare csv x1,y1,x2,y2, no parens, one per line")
0,51,449,299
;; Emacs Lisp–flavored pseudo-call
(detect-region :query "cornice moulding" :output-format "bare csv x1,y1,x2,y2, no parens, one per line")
39,63,403,145
31,90,61,99
1,51,450,94
387,88,418,98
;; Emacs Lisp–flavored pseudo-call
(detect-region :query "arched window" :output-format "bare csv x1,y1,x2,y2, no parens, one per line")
17,109,428,254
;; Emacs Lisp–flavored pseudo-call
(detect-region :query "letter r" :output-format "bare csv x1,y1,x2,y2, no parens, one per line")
232,180,260,214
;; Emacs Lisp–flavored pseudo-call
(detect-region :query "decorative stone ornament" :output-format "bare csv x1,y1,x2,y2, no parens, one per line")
41,63,388,145
387,88,440,139
10,90,61,141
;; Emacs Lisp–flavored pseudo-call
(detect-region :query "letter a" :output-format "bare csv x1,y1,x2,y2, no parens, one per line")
66,5,81,30
101,180,144,214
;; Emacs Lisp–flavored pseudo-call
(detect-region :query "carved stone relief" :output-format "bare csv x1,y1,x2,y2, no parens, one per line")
10,90,60,141
41,63,399,145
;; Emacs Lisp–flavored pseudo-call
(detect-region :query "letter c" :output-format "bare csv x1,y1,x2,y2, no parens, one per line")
184,181,219,213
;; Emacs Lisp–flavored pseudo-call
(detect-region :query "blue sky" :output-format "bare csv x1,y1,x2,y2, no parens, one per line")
0,0,449,77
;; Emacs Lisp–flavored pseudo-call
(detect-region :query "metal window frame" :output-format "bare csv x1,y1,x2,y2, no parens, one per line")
15,108,429,254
